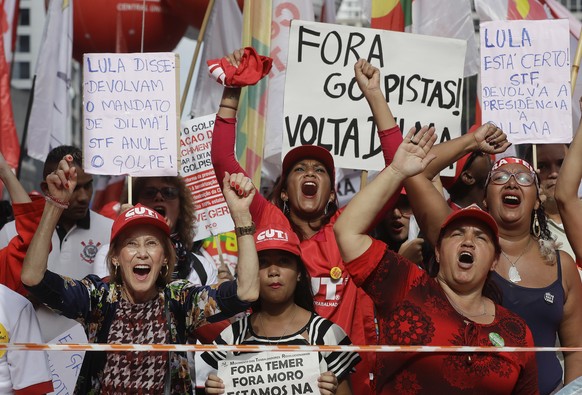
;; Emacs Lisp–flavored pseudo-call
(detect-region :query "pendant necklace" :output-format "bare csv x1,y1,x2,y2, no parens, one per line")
501,237,531,283
257,305,299,345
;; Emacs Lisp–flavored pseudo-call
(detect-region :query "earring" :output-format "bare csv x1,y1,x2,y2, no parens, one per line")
161,265,169,278
283,200,290,215
532,212,541,238
324,201,331,215
114,264,119,279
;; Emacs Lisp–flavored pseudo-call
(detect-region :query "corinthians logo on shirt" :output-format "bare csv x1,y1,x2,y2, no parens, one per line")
80,239,102,263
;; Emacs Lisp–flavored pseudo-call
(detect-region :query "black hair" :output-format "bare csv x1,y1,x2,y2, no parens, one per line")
251,253,315,313
43,146,82,179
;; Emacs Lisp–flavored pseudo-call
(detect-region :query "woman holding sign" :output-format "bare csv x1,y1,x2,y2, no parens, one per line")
210,49,403,393
202,216,360,394
403,128,582,393
20,156,260,395
334,125,538,394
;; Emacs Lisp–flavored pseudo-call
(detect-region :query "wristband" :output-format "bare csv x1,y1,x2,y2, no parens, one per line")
45,194,69,209
235,222,256,237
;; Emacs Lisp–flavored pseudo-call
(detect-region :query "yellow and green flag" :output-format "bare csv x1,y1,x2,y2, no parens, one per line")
236,0,272,187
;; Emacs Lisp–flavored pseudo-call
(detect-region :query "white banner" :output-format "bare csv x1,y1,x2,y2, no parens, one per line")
217,352,319,394
480,19,572,144
83,52,180,176
180,114,234,240
284,20,467,172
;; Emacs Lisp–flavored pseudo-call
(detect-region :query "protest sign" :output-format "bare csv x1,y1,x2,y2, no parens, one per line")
36,306,87,395
285,20,467,172
218,352,320,395
82,52,180,176
481,19,572,144
180,114,234,240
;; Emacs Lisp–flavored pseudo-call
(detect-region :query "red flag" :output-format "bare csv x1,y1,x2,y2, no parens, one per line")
0,34,19,170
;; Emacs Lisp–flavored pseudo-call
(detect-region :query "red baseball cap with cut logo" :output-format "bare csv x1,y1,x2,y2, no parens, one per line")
110,203,170,242
254,223,301,257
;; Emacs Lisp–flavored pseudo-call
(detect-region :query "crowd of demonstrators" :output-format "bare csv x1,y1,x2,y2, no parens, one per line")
203,215,360,395
0,146,112,280
20,154,259,394
404,124,582,394
210,48,405,393
334,126,538,394
95,175,218,286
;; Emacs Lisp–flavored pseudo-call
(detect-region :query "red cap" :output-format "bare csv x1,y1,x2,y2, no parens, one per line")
254,223,301,257
282,145,335,183
439,204,500,249
110,203,170,242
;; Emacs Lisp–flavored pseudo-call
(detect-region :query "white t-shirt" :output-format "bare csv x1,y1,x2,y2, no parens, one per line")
0,210,113,279
0,284,53,394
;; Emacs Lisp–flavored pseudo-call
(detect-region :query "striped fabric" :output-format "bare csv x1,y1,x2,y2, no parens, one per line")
202,312,361,381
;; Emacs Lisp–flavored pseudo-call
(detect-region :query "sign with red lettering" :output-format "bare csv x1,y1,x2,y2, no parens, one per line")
284,20,466,172
480,19,571,144
83,52,180,176
180,114,234,241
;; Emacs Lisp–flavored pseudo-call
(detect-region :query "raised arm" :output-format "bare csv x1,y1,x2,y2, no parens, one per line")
211,48,269,220
422,123,511,179
555,97,582,262
335,127,436,263
21,156,76,287
221,172,259,302
0,152,30,204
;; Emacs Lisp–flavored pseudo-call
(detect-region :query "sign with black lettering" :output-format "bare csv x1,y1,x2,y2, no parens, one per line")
480,19,571,144
284,20,466,172
82,52,180,176
180,114,234,240
218,352,319,395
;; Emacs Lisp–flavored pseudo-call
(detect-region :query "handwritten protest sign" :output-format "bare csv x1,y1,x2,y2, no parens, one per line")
82,52,180,176
218,352,319,395
36,306,87,395
285,20,467,172
180,114,234,240
481,19,572,144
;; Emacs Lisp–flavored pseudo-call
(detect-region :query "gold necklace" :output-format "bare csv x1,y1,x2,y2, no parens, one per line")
446,294,488,319
501,237,532,283
257,305,299,345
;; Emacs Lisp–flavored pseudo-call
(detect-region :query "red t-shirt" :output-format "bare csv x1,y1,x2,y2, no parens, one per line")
0,196,45,296
346,238,539,394
211,116,403,393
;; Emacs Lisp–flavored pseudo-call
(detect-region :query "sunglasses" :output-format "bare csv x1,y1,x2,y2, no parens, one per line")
141,186,179,200
487,170,536,187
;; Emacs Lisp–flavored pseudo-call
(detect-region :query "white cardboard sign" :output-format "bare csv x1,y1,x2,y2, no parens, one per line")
284,20,467,172
480,19,572,144
180,114,234,240
82,52,180,176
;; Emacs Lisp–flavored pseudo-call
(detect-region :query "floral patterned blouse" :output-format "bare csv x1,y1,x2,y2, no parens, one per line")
26,271,249,395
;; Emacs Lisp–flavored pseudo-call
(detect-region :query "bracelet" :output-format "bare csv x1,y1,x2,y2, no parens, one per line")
45,194,69,209
235,222,256,237
219,104,238,111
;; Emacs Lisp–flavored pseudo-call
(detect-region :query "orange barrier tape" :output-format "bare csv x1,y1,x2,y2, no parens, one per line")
1,343,582,353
